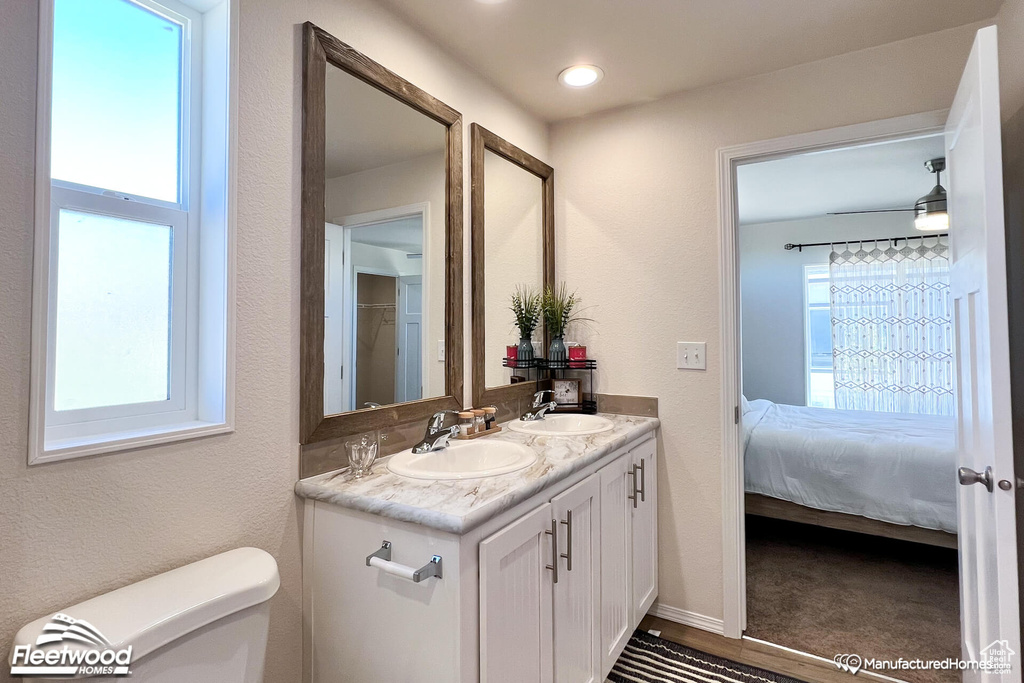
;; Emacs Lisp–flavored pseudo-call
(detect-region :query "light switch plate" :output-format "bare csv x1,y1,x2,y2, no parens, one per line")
677,342,706,370
437,340,445,362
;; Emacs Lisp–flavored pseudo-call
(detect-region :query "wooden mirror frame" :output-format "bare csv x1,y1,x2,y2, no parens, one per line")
300,23,464,444
470,123,554,408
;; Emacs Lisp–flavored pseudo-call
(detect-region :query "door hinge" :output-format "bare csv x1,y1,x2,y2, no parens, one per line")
734,406,740,424
340,366,344,380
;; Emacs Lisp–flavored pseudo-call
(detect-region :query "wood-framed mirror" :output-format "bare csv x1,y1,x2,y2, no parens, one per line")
470,124,554,408
300,23,463,444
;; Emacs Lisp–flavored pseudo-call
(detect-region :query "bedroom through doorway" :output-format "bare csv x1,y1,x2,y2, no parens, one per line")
736,133,961,683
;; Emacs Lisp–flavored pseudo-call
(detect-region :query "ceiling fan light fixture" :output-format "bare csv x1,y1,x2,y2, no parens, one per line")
914,157,948,232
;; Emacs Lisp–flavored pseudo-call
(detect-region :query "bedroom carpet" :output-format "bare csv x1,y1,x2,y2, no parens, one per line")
745,516,960,683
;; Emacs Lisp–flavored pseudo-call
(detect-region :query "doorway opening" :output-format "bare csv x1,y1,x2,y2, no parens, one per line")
323,206,427,414
735,132,961,681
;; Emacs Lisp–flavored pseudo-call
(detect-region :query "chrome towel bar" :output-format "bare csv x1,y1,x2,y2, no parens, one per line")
366,540,443,583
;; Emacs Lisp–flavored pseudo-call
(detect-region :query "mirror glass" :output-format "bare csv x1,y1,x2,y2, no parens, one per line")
483,150,544,389
323,62,447,415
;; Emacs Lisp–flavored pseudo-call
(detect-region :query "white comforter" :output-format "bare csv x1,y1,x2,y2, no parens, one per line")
743,399,958,533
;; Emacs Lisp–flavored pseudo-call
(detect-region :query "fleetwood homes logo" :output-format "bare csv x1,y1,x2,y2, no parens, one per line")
10,613,132,677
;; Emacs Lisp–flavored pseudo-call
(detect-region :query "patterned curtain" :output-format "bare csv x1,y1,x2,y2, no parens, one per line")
829,237,954,416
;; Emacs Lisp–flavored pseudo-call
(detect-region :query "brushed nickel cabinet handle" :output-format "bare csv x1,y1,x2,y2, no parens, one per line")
627,465,638,509
637,458,646,503
560,509,573,571
545,518,559,584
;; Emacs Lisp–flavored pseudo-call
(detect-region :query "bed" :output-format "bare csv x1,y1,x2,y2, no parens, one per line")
742,398,958,547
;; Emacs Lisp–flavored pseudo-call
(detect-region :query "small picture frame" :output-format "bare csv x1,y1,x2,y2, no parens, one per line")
552,378,581,406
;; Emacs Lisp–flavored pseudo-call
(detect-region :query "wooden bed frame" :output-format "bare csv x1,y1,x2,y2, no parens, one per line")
745,493,958,549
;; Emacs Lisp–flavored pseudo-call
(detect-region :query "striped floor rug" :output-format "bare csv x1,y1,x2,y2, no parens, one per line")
608,630,809,683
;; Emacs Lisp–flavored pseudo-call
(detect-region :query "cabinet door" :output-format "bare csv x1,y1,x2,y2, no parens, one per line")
551,473,601,683
598,456,633,675
480,503,555,683
630,438,658,624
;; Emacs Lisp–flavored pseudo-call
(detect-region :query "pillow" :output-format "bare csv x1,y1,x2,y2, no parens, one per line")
741,394,752,414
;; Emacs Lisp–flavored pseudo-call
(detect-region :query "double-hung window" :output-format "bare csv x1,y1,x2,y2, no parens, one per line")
803,264,835,409
31,0,235,463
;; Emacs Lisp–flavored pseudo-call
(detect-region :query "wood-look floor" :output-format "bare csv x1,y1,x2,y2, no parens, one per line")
637,616,906,683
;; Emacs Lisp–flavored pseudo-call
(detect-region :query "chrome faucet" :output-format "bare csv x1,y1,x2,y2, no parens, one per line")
412,410,461,454
520,390,557,422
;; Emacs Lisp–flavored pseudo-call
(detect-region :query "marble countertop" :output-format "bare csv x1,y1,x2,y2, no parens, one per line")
294,413,659,534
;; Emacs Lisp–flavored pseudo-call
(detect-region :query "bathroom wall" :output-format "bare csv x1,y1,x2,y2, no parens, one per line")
550,19,993,624
0,2,546,682
997,0,1024,121
995,0,1024,624
739,212,920,406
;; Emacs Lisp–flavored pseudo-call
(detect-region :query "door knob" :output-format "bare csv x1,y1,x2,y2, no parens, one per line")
958,466,994,492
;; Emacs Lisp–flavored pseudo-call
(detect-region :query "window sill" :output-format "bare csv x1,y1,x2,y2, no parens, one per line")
32,419,233,465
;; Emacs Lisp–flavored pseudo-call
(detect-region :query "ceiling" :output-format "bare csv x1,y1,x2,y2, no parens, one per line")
375,0,1001,121
736,134,946,225
325,65,446,178
350,216,423,253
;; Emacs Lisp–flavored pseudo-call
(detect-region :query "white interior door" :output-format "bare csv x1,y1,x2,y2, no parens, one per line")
479,503,554,683
323,223,346,414
395,275,422,403
947,25,1021,681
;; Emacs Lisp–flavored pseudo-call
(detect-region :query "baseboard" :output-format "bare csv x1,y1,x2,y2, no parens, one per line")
649,603,725,635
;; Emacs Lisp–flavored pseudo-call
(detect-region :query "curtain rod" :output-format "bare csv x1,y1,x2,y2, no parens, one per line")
784,233,949,252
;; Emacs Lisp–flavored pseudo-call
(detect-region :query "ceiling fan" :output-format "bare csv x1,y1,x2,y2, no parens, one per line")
827,157,948,232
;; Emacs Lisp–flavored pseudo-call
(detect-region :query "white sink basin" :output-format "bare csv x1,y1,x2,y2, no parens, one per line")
506,414,614,436
387,440,537,480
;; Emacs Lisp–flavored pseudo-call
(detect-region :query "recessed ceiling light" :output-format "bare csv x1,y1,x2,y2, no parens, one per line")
558,65,604,89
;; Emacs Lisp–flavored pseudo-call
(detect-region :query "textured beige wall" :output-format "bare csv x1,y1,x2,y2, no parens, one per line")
549,20,991,621
998,0,1024,121
0,1,546,681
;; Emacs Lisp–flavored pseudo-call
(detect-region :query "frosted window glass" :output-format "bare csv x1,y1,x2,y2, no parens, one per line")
54,210,172,411
51,0,183,203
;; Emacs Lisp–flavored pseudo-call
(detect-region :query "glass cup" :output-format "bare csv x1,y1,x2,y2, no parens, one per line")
346,433,379,478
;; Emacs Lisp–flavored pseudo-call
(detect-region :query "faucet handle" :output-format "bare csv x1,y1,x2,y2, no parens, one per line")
532,390,553,407
428,410,459,431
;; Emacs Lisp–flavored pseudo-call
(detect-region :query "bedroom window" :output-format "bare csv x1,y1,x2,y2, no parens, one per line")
804,265,835,409
30,0,236,463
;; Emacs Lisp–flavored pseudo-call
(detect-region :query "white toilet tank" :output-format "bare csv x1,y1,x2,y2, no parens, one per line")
9,547,280,682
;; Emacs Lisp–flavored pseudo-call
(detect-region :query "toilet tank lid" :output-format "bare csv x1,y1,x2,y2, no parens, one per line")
10,547,279,663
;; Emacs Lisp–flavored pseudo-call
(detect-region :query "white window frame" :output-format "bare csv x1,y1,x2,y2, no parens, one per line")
29,0,237,463
802,263,834,408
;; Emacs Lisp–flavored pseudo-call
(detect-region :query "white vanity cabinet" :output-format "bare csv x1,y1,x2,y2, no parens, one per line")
551,474,602,683
479,436,656,683
480,503,555,683
629,437,658,625
301,431,658,683
596,437,658,673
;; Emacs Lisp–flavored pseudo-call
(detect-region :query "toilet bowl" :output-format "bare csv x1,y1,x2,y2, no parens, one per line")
9,547,280,682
